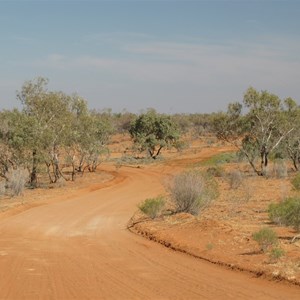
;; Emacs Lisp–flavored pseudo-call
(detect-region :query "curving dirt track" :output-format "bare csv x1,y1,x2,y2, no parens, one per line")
0,150,299,299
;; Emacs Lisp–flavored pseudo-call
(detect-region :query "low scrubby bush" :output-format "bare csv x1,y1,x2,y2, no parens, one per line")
169,170,218,215
291,173,300,191
173,140,189,152
0,181,6,196
252,227,278,252
227,170,243,189
138,196,165,219
269,247,285,261
204,152,237,165
269,197,300,231
206,166,225,177
272,160,288,179
56,176,66,188
7,167,29,196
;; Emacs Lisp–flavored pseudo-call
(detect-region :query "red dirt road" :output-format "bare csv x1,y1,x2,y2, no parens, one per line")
0,156,299,299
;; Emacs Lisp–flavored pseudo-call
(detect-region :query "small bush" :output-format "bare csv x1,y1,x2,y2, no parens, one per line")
227,170,243,189
272,160,287,179
7,167,29,196
269,247,285,261
252,227,278,252
291,173,300,190
206,166,225,177
206,243,214,251
174,140,189,152
138,196,165,219
56,176,66,188
169,170,218,215
269,197,300,231
0,181,6,196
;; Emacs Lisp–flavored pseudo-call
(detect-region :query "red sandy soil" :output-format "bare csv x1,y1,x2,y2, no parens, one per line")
132,153,300,286
0,138,300,299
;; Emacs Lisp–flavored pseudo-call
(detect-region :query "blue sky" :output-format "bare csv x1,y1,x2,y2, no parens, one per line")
0,0,299,113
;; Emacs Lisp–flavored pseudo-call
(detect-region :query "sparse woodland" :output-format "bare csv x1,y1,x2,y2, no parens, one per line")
0,78,114,192
212,87,300,175
0,79,299,197
2,79,300,283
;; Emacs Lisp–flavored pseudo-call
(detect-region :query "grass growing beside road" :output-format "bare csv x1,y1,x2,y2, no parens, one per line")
138,196,166,219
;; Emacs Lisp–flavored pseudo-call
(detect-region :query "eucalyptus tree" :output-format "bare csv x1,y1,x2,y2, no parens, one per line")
65,96,112,180
87,111,113,171
40,92,73,183
213,87,295,176
0,109,34,179
129,109,180,159
17,77,75,186
1,77,114,189
242,87,294,174
282,98,300,171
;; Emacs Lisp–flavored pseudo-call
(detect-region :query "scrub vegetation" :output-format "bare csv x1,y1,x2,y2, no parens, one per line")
2,79,300,285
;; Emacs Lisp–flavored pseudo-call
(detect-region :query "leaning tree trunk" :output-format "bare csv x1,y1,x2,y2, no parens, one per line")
153,146,163,159
240,148,262,176
287,146,299,171
291,153,299,172
53,152,61,182
30,149,38,188
260,145,269,176
148,148,154,159
77,153,86,174
45,161,55,183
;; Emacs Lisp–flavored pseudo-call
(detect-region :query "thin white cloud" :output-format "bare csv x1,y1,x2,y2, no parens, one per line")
8,35,300,112
20,35,300,86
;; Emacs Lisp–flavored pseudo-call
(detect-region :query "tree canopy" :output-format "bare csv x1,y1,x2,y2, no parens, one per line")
129,109,180,159
0,77,113,188
213,87,298,175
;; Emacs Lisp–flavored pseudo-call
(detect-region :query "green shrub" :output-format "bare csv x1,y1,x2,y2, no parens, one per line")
138,196,165,219
269,197,300,231
206,243,214,251
203,152,237,166
169,170,218,215
173,140,189,152
269,247,285,261
206,166,225,177
291,173,300,190
252,227,278,252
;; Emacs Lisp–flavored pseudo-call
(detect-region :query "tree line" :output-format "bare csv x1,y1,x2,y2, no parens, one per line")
0,78,183,190
0,78,299,194
0,78,114,188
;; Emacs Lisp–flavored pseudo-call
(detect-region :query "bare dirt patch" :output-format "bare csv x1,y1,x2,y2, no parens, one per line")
0,169,114,218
